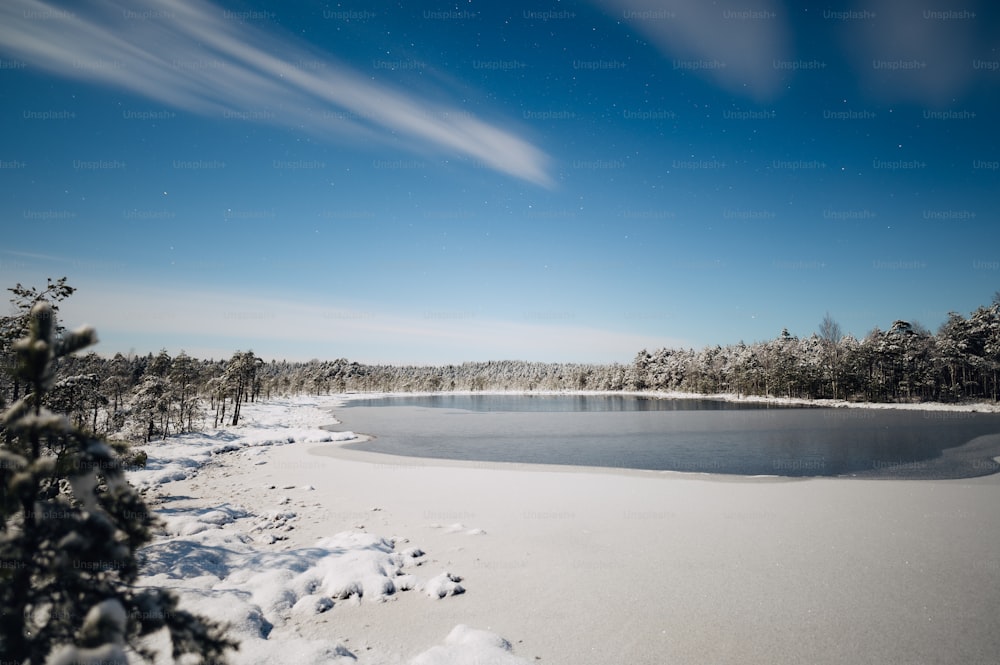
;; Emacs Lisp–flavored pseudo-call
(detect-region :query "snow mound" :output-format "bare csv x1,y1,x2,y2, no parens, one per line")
139,510,447,649
430,522,488,536
48,600,129,664
291,594,335,615
401,546,426,560
224,639,358,665
423,572,465,599
160,503,250,536
46,643,128,665
409,625,531,665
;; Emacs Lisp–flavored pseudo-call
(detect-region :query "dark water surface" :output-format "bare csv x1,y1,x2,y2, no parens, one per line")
334,395,1000,479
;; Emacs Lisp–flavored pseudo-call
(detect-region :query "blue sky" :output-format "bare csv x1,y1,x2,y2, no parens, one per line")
1,0,997,363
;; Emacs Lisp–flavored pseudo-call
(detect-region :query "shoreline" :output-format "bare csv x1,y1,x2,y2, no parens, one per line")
329,388,1000,413
317,429,1000,483
311,429,804,484
318,393,1000,481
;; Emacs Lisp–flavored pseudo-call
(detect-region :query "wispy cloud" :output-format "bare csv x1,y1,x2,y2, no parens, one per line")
594,0,790,100
0,0,552,186
841,0,987,104
598,0,989,104
0,249,68,262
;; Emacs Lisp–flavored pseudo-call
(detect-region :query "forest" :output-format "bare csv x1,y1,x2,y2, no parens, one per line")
2,279,998,444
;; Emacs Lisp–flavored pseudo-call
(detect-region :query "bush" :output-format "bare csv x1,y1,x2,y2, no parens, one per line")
107,440,147,469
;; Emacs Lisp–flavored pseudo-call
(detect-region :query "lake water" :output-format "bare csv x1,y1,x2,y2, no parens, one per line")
333,394,1000,479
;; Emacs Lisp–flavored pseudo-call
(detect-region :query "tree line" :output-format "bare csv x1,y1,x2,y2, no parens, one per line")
631,307,1000,403
2,280,998,447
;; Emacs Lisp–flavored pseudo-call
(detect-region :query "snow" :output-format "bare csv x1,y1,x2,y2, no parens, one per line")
129,396,531,664
409,625,528,665
422,572,465,599
429,522,488,536
126,401,360,490
49,600,129,665
47,643,128,665
121,393,1000,664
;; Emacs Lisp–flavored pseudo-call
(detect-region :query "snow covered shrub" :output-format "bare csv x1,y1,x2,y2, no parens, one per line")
0,302,236,663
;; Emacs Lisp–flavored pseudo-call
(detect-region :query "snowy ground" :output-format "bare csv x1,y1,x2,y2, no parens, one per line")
131,397,530,664
130,394,1000,664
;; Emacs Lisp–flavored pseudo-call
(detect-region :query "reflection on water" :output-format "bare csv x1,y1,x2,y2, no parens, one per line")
337,395,1000,479
345,394,793,412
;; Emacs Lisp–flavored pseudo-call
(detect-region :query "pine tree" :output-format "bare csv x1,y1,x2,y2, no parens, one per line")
1,278,77,429
168,352,199,434
223,351,261,426
0,302,236,663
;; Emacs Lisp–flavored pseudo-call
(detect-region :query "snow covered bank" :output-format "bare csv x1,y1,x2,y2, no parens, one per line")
129,396,532,664
334,388,1000,412
648,390,1000,413
128,398,358,490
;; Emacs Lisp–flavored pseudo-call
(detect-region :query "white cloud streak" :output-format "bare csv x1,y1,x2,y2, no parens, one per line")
598,0,990,104
0,0,552,186
840,0,986,104
594,0,790,100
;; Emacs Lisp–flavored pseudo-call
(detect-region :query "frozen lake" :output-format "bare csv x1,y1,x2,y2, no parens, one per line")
333,395,1000,479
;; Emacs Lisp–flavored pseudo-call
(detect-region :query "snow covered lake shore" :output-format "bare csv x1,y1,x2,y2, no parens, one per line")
336,388,1000,413
131,394,1000,664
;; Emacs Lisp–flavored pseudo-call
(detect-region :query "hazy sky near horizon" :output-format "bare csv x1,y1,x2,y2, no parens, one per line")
1,0,998,364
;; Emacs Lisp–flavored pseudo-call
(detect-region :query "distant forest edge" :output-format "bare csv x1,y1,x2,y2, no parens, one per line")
2,279,999,443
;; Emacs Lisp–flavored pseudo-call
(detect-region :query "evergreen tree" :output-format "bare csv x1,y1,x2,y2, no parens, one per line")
168,352,199,434
1,278,77,425
0,302,236,663
129,374,170,443
223,351,261,426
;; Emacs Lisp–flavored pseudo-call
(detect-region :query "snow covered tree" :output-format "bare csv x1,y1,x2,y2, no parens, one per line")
168,352,200,434
129,373,170,443
0,302,236,663
818,312,843,399
46,370,104,433
101,353,135,433
631,350,651,391
1,278,77,432
981,303,1000,401
221,351,262,426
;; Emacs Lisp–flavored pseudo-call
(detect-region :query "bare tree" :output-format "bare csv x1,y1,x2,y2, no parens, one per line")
819,312,843,399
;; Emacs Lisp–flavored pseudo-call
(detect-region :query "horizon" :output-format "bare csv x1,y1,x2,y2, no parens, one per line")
2,0,997,365
28,284,999,367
